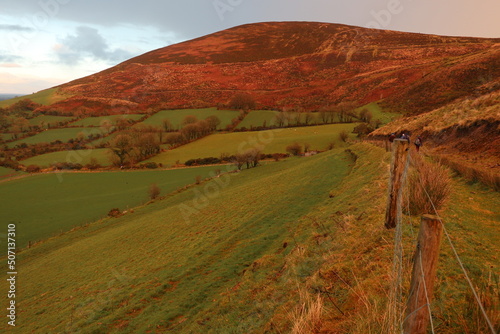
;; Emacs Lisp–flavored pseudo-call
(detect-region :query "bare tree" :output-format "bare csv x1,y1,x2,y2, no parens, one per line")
205,115,221,131
182,115,198,126
109,134,133,166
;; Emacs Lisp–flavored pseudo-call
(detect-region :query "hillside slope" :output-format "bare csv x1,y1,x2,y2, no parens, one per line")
10,21,499,115
3,144,499,333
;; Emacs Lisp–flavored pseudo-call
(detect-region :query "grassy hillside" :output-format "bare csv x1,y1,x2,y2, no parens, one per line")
0,143,498,333
71,114,144,127
7,127,106,148
3,148,354,333
0,165,231,250
149,123,357,166
139,108,239,130
28,115,76,128
20,148,111,168
0,87,70,108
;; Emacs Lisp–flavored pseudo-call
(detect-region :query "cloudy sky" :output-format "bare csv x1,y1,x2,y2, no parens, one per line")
1,0,499,94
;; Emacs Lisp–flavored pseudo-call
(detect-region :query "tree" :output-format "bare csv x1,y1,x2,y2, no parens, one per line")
162,119,173,132
229,93,256,110
149,183,161,200
339,130,349,142
182,115,198,126
275,112,288,127
205,115,221,132
304,112,314,125
286,142,303,156
116,117,130,131
164,132,183,147
109,134,133,166
359,108,373,123
304,143,311,153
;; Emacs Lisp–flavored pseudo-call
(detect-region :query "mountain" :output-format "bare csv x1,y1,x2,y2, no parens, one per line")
30,21,499,115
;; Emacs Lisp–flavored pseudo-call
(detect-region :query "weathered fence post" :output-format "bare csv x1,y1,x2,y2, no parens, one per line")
403,214,443,334
385,138,410,229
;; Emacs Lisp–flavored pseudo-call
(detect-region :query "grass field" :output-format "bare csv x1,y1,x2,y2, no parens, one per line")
0,143,498,333
71,114,145,127
7,127,106,148
3,147,355,333
0,165,234,251
20,148,112,168
0,87,70,108
28,115,76,128
0,166,24,178
149,123,358,166
236,110,281,129
357,102,400,125
139,108,239,130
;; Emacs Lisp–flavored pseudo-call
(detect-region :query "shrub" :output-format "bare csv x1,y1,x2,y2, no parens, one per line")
286,142,303,156
149,183,161,200
108,208,122,218
339,130,349,142
407,155,451,215
26,165,41,173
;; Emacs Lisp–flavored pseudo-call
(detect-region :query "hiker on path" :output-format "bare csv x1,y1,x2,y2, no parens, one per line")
414,136,423,152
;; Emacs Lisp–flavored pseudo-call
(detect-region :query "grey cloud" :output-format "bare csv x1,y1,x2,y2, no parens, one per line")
0,24,35,32
0,53,22,62
56,26,134,65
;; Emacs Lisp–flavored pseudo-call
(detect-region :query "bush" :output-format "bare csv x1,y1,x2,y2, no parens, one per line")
286,142,303,156
149,183,161,200
339,130,349,142
108,208,122,218
26,165,41,173
407,155,451,215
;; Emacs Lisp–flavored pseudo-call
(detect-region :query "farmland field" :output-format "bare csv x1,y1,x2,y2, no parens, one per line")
20,148,111,168
139,108,239,130
0,165,234,250
4,147,355,333
236,110,281,129
7,127,106,148
0,166,24,178
149,123,358,166
28,115,76,128
71,114,145,127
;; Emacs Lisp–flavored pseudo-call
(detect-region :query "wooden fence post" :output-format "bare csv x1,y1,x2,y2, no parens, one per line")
385,138,410,229
403,215,443,334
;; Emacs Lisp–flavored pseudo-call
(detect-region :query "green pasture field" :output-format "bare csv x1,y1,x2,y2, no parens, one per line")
28,115,75,128
357,102,400,125
71,114,145,127
236,110,281,129
0,166,24,178
0,87,70,108
149,123,358,166
139,108,239,130
20,148,112,168
7,127,106,148
0,165,234,251
5,147,355,333
1,143,498,332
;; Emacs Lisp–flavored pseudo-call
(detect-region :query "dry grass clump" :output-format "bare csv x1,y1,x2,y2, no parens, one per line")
407,154,452,215
288,288,324,334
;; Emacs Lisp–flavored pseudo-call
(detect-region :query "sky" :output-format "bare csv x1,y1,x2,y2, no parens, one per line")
0,0,499,94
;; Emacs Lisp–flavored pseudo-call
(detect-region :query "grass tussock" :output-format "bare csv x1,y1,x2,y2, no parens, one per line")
407,154,452,215
288,288,324,334
435,154,500,192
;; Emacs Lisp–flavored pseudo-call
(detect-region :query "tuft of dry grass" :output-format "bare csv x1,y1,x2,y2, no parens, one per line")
288,288,324,334
407,154,452,215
